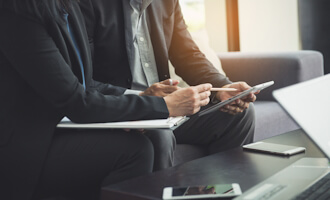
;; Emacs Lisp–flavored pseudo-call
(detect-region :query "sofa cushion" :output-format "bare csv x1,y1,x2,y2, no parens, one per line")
219,51,324,101
254,101,299,141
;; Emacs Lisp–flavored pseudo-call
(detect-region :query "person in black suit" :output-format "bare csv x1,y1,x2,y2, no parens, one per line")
0,0,212,199
79,0,257,170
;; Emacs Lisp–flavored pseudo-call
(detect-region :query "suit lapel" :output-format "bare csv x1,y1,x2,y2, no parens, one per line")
122,0,134,67
147,1,170,80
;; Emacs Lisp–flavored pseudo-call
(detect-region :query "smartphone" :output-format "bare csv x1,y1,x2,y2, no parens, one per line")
162,183,242,200
198,81,274,116
243,142,306,156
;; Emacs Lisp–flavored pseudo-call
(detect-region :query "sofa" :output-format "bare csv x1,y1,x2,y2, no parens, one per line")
174,50,324,166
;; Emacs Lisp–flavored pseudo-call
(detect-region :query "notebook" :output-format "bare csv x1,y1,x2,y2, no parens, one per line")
235,74,330,200
57,116,188,129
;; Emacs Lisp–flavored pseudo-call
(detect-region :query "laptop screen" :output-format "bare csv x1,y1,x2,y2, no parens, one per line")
273,74,330,159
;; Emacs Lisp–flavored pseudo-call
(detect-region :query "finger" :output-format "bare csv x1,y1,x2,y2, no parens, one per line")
171,80,180,86
238,81,252,90
227,104,243,113
161,79,180,86
243,93,257,102
236,106,243,113
221,106,235,115
194,83,212,93
199,90,211,100
160,79,172,85
199,97,210,107
227,106,242,115
162,85,180,94
236,99,248,109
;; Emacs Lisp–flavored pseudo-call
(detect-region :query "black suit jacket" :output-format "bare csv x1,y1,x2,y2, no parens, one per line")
79,0,231,89
0,2,168,200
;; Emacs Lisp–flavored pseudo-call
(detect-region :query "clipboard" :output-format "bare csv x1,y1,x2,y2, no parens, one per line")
198,81,274,116
57,116,189,129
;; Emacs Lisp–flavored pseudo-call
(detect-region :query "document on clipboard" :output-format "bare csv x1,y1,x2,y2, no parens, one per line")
198,81,274,116
57,116,188,129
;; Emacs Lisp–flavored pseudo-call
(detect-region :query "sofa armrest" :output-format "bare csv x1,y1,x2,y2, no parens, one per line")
218,51,324,101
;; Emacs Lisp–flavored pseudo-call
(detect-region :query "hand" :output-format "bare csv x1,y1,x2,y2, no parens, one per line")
216,82,258,115
140,79,180,97
164,83,212,117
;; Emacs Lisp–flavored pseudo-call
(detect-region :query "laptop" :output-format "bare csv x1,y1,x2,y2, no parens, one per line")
235,74,330,200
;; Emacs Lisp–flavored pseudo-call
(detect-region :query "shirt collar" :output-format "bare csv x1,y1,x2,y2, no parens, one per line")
130,0,153,13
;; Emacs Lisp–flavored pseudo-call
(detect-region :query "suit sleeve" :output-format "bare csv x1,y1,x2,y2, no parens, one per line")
89,79,126,96
168,0,231,88
0,10,169,123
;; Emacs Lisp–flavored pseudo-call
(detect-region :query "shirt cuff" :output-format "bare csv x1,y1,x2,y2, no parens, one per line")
124,89,143,96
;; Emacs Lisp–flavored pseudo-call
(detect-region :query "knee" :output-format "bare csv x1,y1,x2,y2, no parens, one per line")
145,130,176,152
135,134,155,164
245,103,256,124
241,103,256,140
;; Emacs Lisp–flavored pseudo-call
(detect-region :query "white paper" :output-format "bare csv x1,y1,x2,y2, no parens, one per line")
57,116,187,129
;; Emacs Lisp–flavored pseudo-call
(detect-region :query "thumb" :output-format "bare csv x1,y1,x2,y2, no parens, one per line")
194,83,212,93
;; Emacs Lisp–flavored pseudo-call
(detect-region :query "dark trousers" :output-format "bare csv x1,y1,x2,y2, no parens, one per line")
33,104,255,199
144,129,176,171
33,129,154,200
175,103,255,154
145,103,255,170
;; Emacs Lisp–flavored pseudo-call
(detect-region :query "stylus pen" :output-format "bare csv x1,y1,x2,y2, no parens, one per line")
210,88,238,92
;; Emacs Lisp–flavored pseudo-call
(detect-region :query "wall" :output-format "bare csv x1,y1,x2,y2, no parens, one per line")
204,0,228,52
238,0,300,52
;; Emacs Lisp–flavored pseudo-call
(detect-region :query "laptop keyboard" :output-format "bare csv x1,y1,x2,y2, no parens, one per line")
291,173,330,200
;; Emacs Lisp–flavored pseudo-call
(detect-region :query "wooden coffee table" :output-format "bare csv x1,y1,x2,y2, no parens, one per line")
101,129,326,200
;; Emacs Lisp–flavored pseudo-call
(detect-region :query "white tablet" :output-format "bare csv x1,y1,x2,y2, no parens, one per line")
162,183,242,200
198,81,274,116
243,142,306,156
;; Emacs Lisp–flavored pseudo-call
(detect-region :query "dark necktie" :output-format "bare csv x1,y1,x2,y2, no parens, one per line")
64,14,86,90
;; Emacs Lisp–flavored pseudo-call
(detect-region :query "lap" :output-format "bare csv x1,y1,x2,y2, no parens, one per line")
174,103,255,153
34,128,154,199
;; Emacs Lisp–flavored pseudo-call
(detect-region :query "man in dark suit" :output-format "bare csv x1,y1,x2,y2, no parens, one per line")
0,0,213,199
79,0,256,170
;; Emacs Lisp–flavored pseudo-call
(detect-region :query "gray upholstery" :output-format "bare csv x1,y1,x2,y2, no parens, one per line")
254,101,298,141
173,50,324,166
219,51,324,101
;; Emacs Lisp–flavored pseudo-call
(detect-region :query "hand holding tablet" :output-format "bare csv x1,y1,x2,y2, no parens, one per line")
199,81,274,116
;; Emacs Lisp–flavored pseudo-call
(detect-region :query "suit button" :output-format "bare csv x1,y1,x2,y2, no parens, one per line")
164,75,168,78
127,78,131,84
